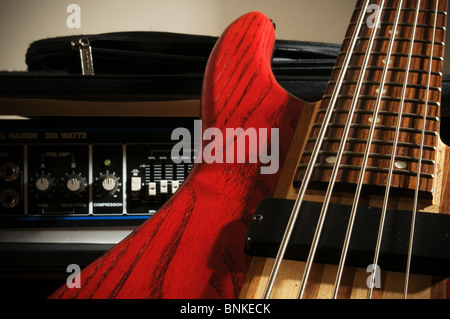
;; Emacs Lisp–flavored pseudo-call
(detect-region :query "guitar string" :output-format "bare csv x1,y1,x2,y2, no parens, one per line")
404,0,439,299
296,0,386,299
331,0,403,299
261,0,372,299
262,0,441,299
367,0,423,300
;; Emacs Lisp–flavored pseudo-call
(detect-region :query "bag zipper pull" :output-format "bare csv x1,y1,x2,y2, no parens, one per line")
71,37,95,75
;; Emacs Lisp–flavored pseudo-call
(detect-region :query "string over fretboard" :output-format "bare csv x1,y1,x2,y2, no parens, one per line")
294,0,447,198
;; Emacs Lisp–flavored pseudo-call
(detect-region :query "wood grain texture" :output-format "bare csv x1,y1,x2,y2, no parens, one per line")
50,0,450,300
240,0,450,299
240,134,450,300
49,12,305,299
294,0,446,198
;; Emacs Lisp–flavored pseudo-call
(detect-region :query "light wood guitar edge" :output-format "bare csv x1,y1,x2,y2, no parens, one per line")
239,100,450,299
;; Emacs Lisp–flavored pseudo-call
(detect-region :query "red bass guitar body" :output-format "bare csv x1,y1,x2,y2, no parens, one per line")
50,12,305,299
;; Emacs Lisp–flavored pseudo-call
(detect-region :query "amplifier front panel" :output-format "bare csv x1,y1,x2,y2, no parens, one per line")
0,117,195,226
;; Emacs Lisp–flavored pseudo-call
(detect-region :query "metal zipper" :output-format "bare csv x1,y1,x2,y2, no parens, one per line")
71,37,95,75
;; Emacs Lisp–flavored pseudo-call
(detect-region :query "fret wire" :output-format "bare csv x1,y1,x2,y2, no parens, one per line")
316,108,440,121
327,80,442,92
404,0,440,300
332,0,404,298
311,123,438,136
298,163,435,179
368,0,423,300
302,150,435,165
352,5,446,15
262,0,373,299
296,163,435,179
334,66,442,77
348,21,446,30
343,36,445,46
337,51,444,61
306,136,437,151
321,95,441,107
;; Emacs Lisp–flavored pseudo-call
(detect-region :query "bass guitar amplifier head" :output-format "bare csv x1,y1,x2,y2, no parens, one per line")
0,116,196,227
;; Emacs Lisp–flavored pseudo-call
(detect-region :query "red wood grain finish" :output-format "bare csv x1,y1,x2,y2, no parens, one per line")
50,12,305,299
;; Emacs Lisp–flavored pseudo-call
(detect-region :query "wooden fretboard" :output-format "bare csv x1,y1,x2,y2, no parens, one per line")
294,0,447,198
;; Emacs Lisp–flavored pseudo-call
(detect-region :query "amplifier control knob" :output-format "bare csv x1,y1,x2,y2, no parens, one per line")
35,175,52,192
100,173,119,193
66,175,87,193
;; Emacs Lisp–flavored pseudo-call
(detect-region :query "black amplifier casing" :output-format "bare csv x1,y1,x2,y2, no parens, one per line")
0,117,196,227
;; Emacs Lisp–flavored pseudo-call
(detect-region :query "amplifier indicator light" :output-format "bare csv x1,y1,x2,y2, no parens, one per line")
104,159,112,167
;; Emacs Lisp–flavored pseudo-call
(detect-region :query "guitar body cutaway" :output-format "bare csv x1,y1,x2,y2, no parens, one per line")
50,11,307,299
